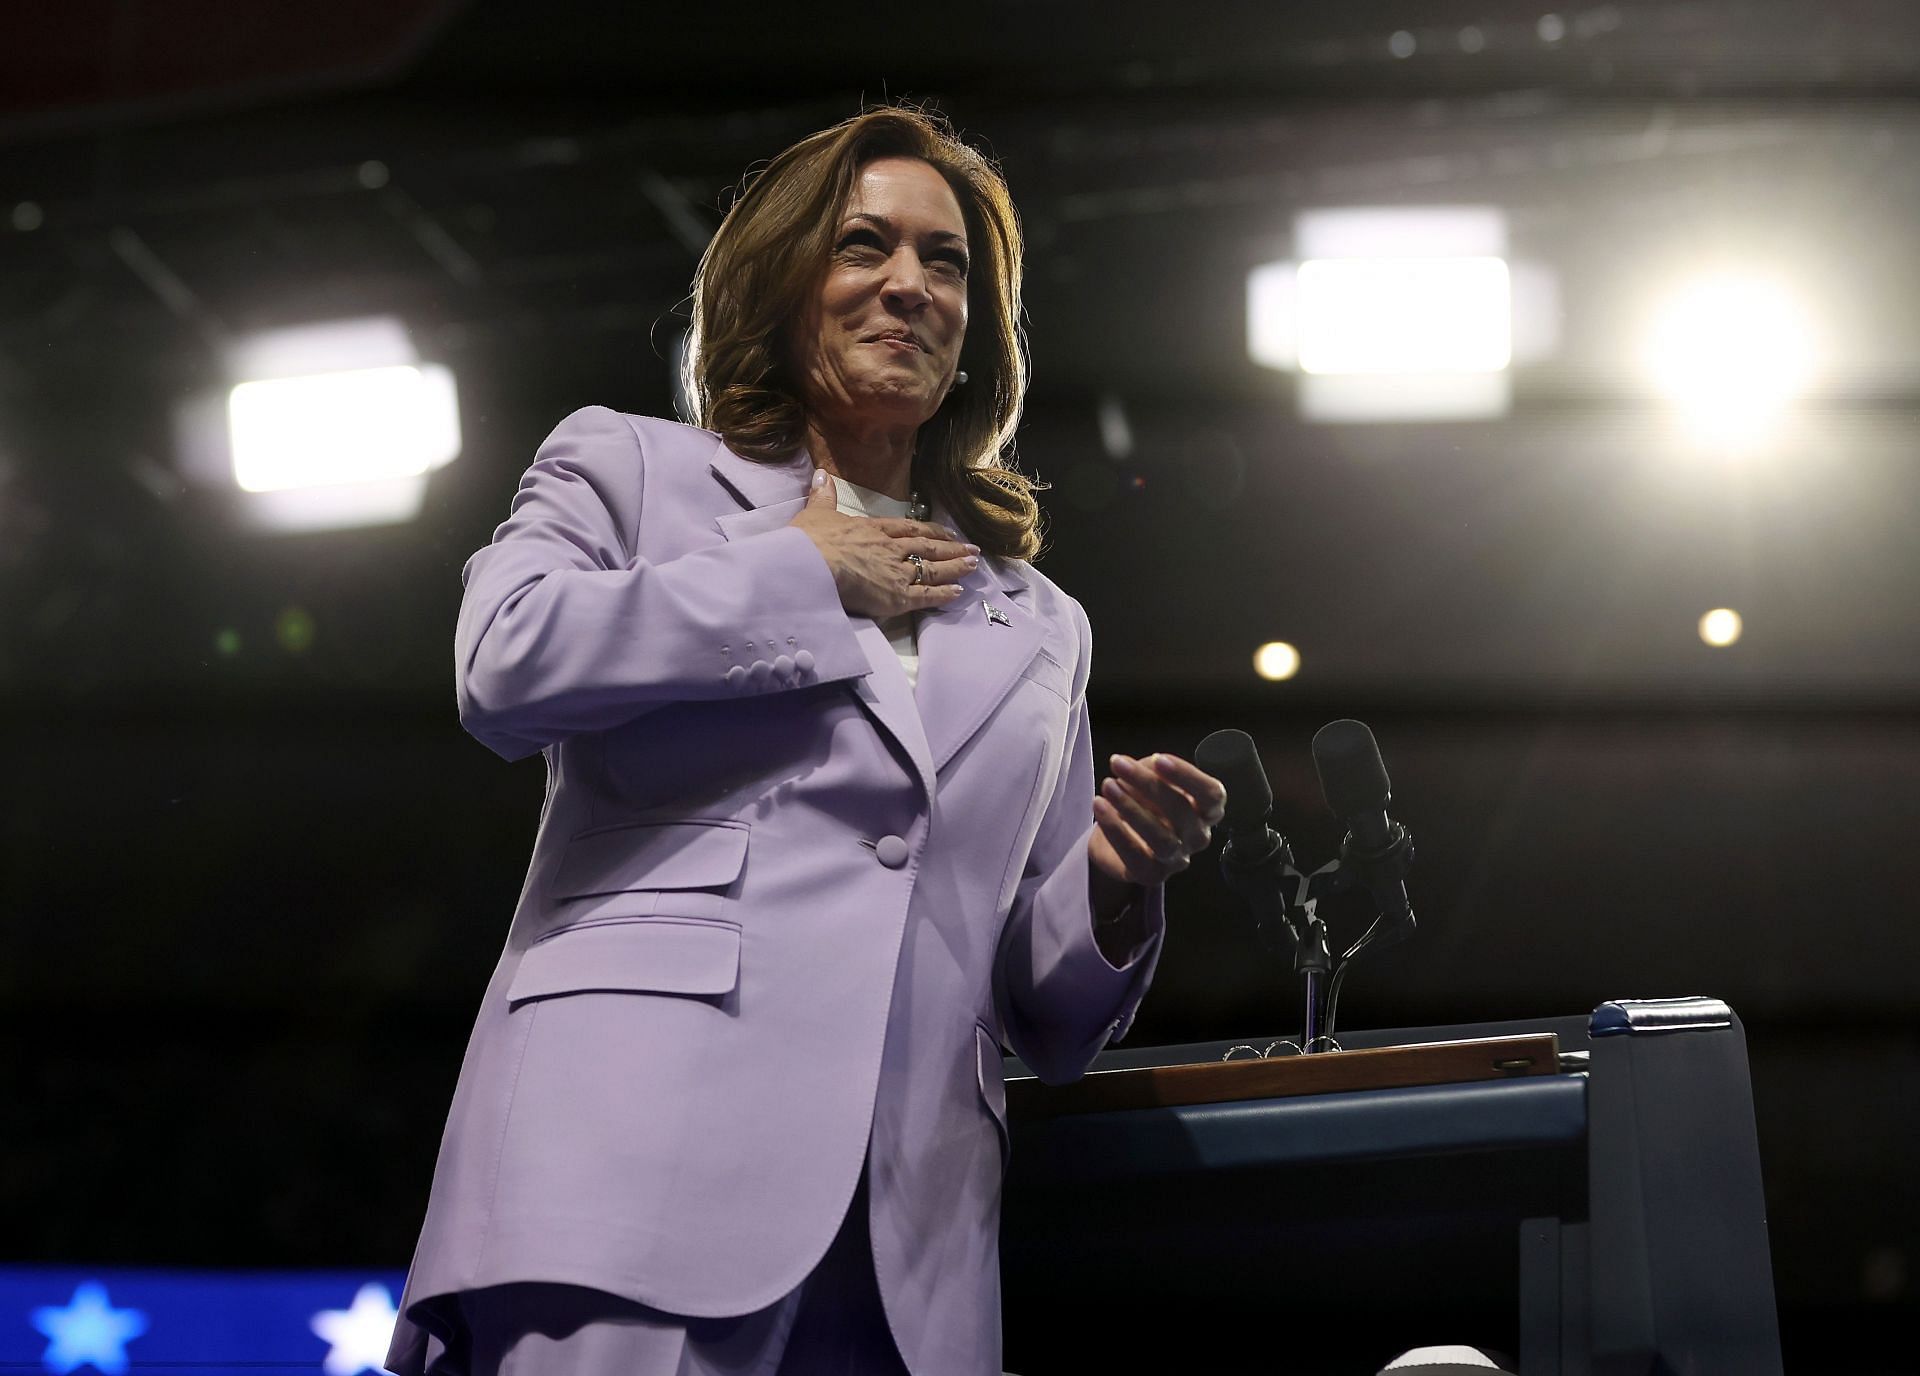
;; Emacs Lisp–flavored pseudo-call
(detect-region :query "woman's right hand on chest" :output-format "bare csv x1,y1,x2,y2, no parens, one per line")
789,470,980,619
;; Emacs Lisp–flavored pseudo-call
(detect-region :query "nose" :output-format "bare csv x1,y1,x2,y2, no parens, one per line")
881,247,932,312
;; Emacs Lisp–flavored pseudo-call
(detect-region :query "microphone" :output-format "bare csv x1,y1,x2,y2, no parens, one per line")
1195,729,1281,865
1310,719,1415,938
1194,729,1296,953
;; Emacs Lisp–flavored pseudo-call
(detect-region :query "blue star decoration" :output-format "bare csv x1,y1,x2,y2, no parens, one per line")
32,1281,148,1375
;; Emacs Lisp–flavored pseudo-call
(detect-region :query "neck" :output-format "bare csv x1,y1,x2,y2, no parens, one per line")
804,415,917,499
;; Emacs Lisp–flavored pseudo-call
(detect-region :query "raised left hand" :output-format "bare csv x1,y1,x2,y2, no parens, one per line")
1089,752,1227,888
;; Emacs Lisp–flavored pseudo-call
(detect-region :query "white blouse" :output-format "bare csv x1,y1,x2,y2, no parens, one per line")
831,475,922,691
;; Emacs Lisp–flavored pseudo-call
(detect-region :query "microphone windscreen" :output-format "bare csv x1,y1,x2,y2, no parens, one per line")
1195,729,1270,829
1312,719,1391,819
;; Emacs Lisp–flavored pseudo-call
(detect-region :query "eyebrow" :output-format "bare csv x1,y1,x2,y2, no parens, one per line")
841,213,968,247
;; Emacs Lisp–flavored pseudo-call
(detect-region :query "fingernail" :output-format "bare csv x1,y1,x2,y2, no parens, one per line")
964,543,981,554
963,555,979,569
811,469,826,489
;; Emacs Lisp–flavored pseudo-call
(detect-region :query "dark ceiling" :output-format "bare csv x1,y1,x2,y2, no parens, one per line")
3,0,1920,707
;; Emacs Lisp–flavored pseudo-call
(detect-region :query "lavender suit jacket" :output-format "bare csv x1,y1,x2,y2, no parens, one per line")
386,407,1165,1376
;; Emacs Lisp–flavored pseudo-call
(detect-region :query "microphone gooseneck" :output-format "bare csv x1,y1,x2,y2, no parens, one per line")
1197,720,1422,1054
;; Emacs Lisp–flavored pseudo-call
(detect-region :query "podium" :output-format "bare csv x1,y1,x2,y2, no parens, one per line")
999,1000,1782,1376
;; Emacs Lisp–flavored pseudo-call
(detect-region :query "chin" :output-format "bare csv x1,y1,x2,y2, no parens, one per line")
854,378,940,419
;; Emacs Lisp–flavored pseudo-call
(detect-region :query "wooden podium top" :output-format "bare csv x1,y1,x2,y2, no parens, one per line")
1005,1032,1562,1120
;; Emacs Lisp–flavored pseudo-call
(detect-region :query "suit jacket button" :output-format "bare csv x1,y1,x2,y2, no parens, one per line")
724,665,748,690
773,653,796,679
874,834,910,869
794,649,816,673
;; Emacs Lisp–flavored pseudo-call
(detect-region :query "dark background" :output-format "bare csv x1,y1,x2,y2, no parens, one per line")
5,1,1917,1370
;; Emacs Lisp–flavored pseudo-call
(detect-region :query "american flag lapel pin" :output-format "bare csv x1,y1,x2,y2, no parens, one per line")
983,601,1012,627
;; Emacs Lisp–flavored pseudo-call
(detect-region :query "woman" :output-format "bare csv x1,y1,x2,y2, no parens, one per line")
386,105,1225,1376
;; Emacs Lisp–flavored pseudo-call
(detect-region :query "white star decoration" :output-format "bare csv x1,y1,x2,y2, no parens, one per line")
310,1281,400,1376
32,1280,148,1375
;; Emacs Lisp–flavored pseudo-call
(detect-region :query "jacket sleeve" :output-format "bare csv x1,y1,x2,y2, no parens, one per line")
992,599,1166,1085
455,406,870,761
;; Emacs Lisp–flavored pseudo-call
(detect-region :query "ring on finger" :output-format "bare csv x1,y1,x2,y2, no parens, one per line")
906,553,927,586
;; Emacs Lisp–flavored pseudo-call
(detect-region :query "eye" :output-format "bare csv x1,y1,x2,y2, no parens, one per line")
836,228,886,257
932,249,970,278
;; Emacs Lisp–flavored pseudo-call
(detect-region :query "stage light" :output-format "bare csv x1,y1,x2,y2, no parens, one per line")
1295,257,1511,376
229,366,457,493
1699,608,1743,647
173,316,461,532
1253,641,1301,681
1641,272,1816,451
1248,207,1536,423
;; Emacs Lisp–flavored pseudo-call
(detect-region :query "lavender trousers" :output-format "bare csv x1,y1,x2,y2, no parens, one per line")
406,1168,912,1376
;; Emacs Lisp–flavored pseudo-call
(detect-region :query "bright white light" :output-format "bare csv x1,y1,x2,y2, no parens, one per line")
1297,206,1505,261
229,366,458,492
1297,257,1511,375
173,315,463,532
310,1282,400,1376
1250,207,1527,423
1253,641,1301,681
1699,608,1743,647
1246,260,1300,371
1641,273,1816,450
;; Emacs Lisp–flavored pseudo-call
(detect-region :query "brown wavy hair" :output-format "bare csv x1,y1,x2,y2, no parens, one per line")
684,105,1042,560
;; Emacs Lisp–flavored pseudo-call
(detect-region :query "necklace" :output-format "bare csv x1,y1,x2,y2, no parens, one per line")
907,491,930,521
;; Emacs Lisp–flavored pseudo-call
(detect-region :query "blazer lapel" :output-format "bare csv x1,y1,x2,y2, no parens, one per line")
914,503,1041,776
707,438,936,801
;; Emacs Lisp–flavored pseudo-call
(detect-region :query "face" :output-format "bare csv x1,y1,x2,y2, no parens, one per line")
792,156,971,432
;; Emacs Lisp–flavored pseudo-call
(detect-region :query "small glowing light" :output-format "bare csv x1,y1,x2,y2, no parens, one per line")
1458,26,1486,52
1388,30,1416,58
214,628,242,657
1253,641,1302,681
1538,13,1567,43
1096,393,1134,461
1641,272,1816,450
276,607,317,653
11,201,44,232
1699,608,1743,647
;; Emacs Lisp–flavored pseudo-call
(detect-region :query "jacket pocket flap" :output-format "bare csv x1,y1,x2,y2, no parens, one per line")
507,919,741,1003
554,819,748,899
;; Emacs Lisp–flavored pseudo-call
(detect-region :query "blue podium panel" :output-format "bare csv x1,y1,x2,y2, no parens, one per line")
1,1266,407,1375
1014,1075,1589,1183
